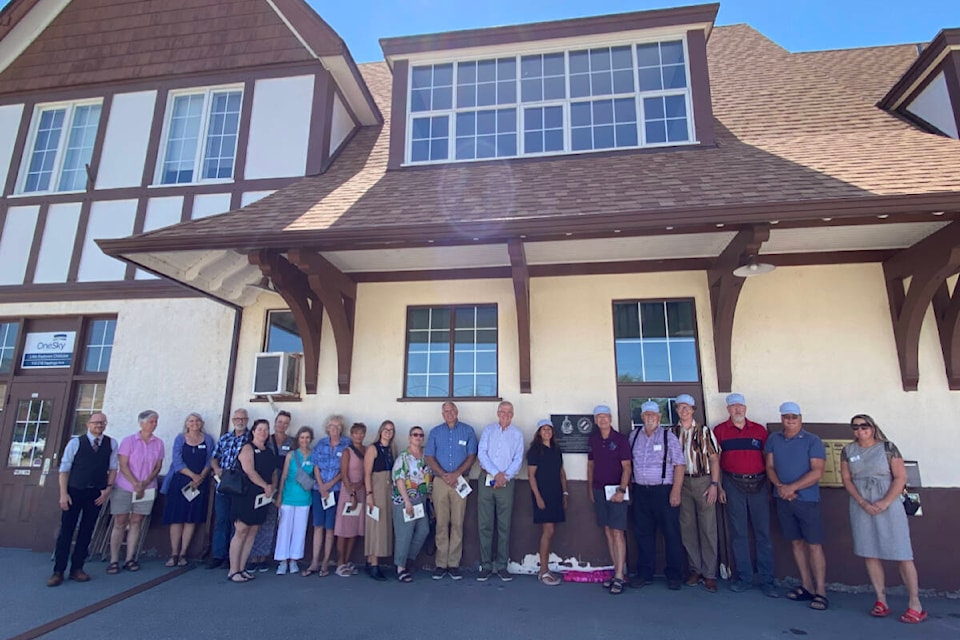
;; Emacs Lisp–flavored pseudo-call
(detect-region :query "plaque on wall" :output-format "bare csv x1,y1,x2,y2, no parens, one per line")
551,414,595,454
21,331,76,368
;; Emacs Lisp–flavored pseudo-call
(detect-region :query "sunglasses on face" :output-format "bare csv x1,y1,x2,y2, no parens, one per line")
851,423,872,431
411,433,424,438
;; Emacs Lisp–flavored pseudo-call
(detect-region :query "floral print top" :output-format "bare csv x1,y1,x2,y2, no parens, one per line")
391,449,432,506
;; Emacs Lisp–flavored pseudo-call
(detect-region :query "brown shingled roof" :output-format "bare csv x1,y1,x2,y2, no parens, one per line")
99,23,960,255
0,0,344,94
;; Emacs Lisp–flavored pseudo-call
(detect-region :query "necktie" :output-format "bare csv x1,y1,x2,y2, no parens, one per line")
93,437,101,452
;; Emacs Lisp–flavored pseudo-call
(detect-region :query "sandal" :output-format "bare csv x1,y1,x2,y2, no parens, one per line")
601,577,614,589
227,572,249,583
122,560,140,572
899,608,927,624
317,568,330,577
870,601,890,617
809,594,829,611
786,586,814,601
398,570,413,583
336,564,352,577
538,572,561,586
300,567,318,577
165,556,178,568
609,577,625,595
241,570,256,580
177,556,188,567
106,562,120,575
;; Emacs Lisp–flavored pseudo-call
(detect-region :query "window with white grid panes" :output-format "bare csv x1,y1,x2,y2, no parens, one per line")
19,101,102,193
404,305,498,398
72,383,105,436
613,300,699,382
405,37,693,164
0,322,18,375
83,319,116,373
158,87,242,184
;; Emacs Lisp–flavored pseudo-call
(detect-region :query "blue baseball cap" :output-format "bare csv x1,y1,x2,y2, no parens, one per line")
779,402,801,415
726,393,746,406
537,419,552,428
675,394,696,407
640,401,660,414
593,405,612,416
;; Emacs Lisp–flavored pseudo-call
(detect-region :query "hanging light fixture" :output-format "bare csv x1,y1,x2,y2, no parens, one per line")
732,257,775,278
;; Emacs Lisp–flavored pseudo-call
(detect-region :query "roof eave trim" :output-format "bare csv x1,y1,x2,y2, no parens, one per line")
879,28,960,111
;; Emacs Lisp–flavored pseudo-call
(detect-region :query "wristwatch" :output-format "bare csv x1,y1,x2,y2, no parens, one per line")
615,487,626,494
710,481,719,487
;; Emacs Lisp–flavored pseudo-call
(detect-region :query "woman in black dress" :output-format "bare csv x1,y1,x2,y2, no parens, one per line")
227,419,278,583
527,419,567,586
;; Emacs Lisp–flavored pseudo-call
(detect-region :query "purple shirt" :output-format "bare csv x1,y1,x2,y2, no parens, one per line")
629,427,684,486
116,433,164,492
588,429,630,489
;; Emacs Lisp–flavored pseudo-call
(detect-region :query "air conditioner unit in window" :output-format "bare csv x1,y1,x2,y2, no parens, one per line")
252,352,301,396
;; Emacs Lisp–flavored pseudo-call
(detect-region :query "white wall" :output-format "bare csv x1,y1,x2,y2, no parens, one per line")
0,205,39,285
241,190,273,207
96,91,157,189
244,75,314,179
192,193,232,219
76,199,137,281
231,266,960,487
33,201,81,283
0,297,236,473
329,91,355,157
906,71,959,139
135,196,183,280
0,103,24,193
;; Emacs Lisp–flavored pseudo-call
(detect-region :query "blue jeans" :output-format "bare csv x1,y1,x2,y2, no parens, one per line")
631,483,683,581
722,474,775,584
212,491,235,560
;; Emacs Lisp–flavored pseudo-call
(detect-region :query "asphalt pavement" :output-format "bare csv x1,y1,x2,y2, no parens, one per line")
4,547,959,640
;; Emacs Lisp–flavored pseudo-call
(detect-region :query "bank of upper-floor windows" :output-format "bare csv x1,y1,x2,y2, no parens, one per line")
406,38,692,164
16,100,103,194
156,86,243,185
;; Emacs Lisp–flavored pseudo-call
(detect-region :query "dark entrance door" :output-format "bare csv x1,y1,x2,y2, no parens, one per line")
0,381,68,549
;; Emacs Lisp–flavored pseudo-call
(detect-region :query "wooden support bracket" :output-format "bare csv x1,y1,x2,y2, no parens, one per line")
249,250,323,394
883,221,960,391
508,239,532,394
707,224,770,392
288,250,357,394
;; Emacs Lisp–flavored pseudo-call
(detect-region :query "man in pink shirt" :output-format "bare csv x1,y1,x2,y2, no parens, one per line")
107,410,164,574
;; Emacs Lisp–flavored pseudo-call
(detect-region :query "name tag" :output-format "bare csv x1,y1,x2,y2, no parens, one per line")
848,455,861,462
458,440,467,446
653,444,663,452
336,451,342,457
198,444,206,449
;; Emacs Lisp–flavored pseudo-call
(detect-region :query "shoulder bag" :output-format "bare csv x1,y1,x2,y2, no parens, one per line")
294,451,315,491
883,441,919,516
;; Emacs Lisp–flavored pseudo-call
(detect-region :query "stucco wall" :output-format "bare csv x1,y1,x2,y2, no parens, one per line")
235,263,960,487
1,297,236,473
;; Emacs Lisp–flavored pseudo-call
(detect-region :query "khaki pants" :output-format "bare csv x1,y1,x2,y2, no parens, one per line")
679,474,719,579
432,478,467,569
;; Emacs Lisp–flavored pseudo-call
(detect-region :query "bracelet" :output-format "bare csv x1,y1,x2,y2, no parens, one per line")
562,491,569,496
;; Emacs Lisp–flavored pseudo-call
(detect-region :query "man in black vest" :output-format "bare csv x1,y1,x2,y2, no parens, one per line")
48,412,118,587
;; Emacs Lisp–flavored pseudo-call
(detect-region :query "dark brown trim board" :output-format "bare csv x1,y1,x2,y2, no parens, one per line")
387,59,408,170
124,197,150,280
879,28,960,111
507,239,532,394
140,88,168,188
307,69,332,175
86,93,113,190
2,99,32,197
686,28,715,147
0,280,201,304
21,202,47,284
232,80,256,182
942,53,960,138
65,200,92,282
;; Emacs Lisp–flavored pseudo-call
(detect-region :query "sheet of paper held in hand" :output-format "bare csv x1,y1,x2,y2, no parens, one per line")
366,505,380,521
402,503,425,523
456,475,472,498
181,484,201,502
131,488,156,503
321,492,336,510
604,485,630,501
341,501,362,517
254,493,271,509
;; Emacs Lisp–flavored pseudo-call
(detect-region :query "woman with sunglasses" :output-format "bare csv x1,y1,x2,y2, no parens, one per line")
840,414,924,624
391,426,432,582
527,419,567,586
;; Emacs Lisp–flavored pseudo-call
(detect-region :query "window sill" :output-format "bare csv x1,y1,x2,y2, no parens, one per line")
149,179,234,189
396,396,502,403
8,188,86,198
249,395,301,403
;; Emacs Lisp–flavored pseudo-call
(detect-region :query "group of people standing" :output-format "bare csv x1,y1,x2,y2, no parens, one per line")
45,396,925,623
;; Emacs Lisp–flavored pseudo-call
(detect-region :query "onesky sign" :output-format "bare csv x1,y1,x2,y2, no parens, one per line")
22,331,76,369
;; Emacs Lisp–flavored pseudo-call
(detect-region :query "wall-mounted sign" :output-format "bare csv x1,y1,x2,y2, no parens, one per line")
21,331,76,369
551,414,595,454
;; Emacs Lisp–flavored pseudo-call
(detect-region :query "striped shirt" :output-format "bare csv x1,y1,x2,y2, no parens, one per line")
671,422,720,477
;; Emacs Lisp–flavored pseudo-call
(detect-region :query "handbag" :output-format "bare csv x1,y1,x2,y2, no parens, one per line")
218,468,246,496
294,452,314,491
883,442,919,516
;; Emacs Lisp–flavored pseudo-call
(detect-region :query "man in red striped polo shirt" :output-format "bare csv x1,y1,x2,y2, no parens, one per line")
713,393,778,597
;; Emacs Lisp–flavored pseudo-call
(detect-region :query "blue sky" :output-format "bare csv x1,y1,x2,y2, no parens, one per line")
0,0,954,63
313,0,956,62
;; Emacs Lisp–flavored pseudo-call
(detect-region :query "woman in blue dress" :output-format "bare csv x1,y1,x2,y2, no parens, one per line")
160,413,214,566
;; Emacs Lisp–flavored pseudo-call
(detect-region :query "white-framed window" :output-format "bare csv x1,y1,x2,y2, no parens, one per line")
156,85,243,185
405,37,693,165
18,100,103,194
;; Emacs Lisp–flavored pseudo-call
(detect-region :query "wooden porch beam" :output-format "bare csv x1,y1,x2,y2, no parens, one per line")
707,224,770,392
884,221,960,390
249,250,323,394
288,250,356,394
508,239,532,394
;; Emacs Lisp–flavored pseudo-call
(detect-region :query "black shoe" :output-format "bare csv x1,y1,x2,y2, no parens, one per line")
667,578,682,591
432,567,447,580
373,566,387,582
205,558,225,570
631,576,651,589
448,567,463,580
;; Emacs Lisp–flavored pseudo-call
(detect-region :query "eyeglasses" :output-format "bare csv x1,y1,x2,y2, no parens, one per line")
89,420,107,426
851,423,872,431
781,414,800,420
411,433,424,438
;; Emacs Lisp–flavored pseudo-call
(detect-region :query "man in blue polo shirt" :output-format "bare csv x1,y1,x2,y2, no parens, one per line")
424,401,477,580
765,402,828,611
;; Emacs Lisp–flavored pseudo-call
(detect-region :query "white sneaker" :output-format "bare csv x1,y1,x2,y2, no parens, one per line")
289,561,300,574
276,562,288,575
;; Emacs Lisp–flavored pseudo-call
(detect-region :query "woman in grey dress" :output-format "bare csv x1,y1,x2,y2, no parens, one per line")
839,414,925,624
